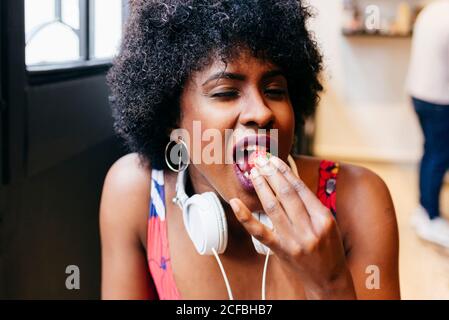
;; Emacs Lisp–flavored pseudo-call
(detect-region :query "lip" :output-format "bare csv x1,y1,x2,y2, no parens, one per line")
233,163,255,192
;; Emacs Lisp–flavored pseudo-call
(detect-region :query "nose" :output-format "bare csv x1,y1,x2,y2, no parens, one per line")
238,89,275,130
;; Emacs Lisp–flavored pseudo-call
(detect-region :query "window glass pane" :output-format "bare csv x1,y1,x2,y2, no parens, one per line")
62,0,80,30
92,0,123,59
25,0,81,66
26,22,80,65
25,0,55,36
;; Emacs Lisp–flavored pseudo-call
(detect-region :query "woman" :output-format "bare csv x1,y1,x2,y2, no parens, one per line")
101,0,400,299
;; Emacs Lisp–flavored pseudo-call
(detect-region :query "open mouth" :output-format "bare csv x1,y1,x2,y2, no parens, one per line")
232,135,273,190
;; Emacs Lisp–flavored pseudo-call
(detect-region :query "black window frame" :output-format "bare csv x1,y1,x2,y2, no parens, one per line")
26,0,129,85
0,0,5,185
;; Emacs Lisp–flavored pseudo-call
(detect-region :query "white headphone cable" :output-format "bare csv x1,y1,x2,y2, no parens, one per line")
261,248,270,300
212,247,234,300
212,247,270,301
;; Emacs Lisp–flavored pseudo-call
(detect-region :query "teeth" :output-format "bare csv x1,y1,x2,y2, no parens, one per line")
238,145,265,153
244,171,250,178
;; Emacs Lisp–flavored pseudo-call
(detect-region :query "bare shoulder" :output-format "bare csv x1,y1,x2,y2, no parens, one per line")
333,163,400,298
334,161,399,263
100,153,151,247
293,155,397,240
289,156,400,298
103,153,151,192
100,153,157,299
337,162,397,225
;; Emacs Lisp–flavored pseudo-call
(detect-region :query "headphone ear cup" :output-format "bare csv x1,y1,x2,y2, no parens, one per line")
182,192,228,255
251,212,274,255
203,192,228,254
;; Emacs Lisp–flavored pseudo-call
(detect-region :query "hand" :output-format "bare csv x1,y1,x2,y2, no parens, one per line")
229,155,356,299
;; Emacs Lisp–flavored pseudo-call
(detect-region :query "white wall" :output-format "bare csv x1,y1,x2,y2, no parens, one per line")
308,0,428,163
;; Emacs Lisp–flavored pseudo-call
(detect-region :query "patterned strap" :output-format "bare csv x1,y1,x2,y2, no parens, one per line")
316,160,340,216
147,169,182,300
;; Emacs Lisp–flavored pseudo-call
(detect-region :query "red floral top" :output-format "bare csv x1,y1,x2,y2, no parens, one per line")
316,160,340,216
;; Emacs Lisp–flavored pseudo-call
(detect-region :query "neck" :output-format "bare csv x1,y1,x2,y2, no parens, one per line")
186,165,257,257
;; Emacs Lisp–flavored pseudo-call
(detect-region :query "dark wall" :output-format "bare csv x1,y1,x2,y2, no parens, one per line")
0,0,127,299
2,136,124,299
0,74,126,299
26,75,116,175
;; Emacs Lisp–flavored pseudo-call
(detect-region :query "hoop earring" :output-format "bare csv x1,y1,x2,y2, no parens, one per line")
165,137,190,172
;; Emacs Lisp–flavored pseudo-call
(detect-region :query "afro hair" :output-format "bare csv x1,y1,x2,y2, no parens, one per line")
107,0,323,169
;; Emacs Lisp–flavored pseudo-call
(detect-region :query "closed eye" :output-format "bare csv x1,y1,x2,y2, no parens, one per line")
211,91,240,99
265,88,287,98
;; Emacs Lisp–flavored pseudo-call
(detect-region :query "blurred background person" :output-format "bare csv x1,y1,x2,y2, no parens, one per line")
407,0,449,248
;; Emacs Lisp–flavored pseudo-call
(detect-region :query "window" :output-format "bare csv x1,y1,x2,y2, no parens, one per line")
91,0,124,59
25,0,127,68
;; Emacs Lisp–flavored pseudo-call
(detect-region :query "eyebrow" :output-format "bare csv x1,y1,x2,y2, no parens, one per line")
202,69,285,86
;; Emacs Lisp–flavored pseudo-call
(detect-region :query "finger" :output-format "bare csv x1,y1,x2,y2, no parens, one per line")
269,156,334,234
229,198,282,254
248,168,292,237
254,158,315,240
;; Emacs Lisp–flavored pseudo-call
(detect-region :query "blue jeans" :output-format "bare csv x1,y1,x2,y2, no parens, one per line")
413,97,449,219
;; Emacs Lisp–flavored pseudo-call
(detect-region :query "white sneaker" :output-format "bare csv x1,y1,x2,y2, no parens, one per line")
410,206,449,249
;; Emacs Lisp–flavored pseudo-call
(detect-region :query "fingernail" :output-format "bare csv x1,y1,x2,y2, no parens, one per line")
250,167,260,178
255,155,269,167
229,199,240,213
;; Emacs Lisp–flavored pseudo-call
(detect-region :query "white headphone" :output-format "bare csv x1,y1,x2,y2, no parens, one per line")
172,155,299,256
171,154,299,300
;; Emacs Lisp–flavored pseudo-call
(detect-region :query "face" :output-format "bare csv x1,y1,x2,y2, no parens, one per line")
178,50,295,212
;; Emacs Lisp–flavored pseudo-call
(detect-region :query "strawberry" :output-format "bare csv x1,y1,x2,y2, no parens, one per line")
248,148,271,170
